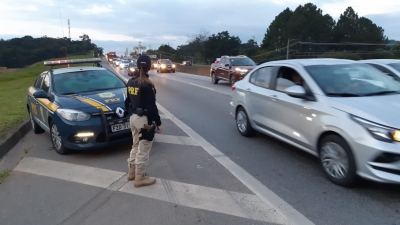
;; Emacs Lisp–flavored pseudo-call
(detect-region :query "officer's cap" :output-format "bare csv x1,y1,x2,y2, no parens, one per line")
137,55,151,71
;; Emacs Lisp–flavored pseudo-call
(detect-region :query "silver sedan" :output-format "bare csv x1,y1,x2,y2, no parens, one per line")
230,58,400,187
360,59,400,79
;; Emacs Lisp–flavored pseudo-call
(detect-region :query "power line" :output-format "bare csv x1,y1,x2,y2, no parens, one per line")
299,41,392,46
252,42,300,58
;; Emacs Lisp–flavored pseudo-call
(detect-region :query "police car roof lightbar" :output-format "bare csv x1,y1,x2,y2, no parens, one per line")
44,58,102,66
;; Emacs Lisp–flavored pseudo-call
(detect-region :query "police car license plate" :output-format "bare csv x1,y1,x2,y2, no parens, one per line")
111,122,130,132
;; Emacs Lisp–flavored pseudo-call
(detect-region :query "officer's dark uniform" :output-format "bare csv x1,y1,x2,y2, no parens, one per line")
125,55,161,187
124,74,161,127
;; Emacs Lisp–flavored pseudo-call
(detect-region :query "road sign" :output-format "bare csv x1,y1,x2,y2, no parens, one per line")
148,55,157,59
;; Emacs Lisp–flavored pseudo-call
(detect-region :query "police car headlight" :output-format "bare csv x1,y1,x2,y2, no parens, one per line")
57,109,91,121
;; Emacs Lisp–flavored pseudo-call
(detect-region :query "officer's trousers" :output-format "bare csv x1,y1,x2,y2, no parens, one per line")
127,114,153,175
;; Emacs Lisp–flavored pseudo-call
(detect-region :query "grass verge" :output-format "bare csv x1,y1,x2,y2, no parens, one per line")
0,170,11,184
0,52,95,140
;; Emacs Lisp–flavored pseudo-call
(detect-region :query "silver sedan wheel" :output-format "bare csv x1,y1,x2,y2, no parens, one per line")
236,111,248,133
320,142,349,179
51,124,62,150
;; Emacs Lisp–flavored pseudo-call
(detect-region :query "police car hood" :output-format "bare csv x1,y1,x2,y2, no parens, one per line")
57,88,127,114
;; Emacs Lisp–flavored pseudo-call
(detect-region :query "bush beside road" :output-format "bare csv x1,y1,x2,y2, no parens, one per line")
0,52,94,141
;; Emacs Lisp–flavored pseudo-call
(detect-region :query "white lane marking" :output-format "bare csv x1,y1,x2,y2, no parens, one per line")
151,72,215,91
13,156,285,224
154,134,199,146
188,83,215,90
160,114,169,119
14,157,125,189
109,61,313,224
119,178,286,224
156,104,315,225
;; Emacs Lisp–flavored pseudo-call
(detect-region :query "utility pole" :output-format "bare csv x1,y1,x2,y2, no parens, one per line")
286,39,290,59
68,19,70,39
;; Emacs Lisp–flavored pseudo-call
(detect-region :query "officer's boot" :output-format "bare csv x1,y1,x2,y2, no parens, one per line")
134,173,156,187
127,163,135,181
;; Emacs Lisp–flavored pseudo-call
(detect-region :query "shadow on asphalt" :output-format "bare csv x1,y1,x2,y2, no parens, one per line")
249,131,400,198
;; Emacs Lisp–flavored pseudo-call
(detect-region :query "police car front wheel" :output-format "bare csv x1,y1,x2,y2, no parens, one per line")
50,122,71,155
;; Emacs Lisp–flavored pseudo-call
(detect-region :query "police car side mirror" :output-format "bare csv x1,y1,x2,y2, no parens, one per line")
33,90,48,99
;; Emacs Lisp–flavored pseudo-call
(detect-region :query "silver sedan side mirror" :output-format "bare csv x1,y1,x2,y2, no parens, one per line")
283,85,306,97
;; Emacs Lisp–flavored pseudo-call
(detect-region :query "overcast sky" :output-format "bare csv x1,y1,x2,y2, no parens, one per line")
1,0,399,55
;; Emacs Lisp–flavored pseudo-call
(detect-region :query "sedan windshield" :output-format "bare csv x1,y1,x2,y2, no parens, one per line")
230,58,256,66
305,64,400,97
388,63,400,73
161,59,172,64
53,70,126,95
122,60,130,63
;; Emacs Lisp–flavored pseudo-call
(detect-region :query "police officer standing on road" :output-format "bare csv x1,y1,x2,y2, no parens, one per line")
125,54,162,188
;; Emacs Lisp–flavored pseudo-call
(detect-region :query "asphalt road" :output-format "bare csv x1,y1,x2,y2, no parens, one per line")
0,59,399,225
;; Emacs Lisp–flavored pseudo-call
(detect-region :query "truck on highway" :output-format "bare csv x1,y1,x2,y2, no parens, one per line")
106,52,117,62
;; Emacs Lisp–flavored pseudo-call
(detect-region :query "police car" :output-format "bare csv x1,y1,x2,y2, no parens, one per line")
27,58,132,155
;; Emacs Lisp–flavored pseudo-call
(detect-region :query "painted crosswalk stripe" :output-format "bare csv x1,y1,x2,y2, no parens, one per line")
14,157,125,188
154,134,199,146
13,157,286,224
120,177,285,224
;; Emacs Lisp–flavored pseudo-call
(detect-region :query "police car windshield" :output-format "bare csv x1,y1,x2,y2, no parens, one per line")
53,70,126,95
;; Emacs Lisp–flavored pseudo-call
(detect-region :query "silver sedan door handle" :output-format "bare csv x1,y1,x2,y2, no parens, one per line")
270,95,278,101
246,88,251,93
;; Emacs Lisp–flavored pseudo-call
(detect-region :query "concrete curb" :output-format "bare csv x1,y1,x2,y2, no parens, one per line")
0,120,31,159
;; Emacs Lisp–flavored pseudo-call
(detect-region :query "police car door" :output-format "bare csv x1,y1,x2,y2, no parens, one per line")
38,73,51,128
29,73,46,128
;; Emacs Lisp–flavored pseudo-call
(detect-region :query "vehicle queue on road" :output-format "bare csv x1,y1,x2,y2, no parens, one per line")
27,54,400,187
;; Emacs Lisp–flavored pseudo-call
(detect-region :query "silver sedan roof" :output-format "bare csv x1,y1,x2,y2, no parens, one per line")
263,58,356,67
359,59,400,64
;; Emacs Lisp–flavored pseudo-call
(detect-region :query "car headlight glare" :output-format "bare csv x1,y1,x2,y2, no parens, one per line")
172,64,176,68
235,68,248,75
392,130,400,142
351,115,399,142
57,109,91,121
161,64,166,68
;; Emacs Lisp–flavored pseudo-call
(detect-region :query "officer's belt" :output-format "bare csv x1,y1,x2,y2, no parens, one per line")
132,108,148,116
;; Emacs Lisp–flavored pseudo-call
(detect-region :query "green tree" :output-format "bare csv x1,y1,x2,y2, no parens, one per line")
158,44,176,54
240,39,259,57
0,34,103,68
204,31,242,61
332,7,388,52
261,8,293,50
287,3,335,42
